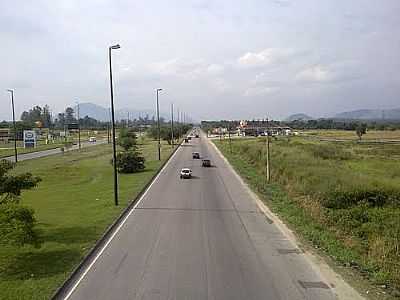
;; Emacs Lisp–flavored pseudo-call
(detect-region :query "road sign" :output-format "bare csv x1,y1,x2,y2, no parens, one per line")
23,130,36,148
68,123,79,130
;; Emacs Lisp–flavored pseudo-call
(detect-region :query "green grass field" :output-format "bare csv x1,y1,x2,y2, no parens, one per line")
303,129,400,141
214,136,400,298
0,139,174,300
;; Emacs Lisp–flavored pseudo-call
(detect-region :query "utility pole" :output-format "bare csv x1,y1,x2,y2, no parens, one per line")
156,88,162,161
177,108,180,140
109,43,121,206
76,101,81,149
127,111,130,128
171,103,174,148
7,89,17,163
228,121,232,153
138,112,141,139
107,123,110,144
266,133,271,183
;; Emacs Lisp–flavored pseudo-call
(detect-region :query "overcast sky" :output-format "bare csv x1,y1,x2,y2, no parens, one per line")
1,0,400,121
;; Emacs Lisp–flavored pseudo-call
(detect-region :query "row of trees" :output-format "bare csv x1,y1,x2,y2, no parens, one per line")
201,119,400,132
147,124,193,144
284,119,400,131
8,105,175,132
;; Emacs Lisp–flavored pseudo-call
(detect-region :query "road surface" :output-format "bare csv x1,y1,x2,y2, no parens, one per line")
59,133,336,300
4,140,107,162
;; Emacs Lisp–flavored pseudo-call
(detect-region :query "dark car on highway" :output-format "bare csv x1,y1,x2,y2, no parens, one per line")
192,152,200,159
202,159,211,167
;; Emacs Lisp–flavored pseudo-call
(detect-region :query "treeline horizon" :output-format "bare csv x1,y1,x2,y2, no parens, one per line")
0,104,179,131
201,118,400,131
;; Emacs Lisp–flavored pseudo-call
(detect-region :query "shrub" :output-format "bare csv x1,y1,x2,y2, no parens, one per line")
0,204,39,246
0,159,41,246
322,189,400,209
115,151,145,173
118,128,138,151
308,143,352,160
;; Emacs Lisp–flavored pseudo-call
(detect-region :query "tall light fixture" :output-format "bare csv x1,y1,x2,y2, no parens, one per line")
109,44,121,206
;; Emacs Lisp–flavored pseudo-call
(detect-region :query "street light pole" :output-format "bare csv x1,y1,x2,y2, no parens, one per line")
109,44,121,206
177,108,180,140
76,101,81,150
171,103,174,148
156,88,162,161
7,89,17,163
228,120,232,153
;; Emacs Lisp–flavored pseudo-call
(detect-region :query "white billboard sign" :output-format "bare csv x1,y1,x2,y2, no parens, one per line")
23,130,37,148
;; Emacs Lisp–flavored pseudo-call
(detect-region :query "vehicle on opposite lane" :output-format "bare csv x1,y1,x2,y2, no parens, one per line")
192,152,200,159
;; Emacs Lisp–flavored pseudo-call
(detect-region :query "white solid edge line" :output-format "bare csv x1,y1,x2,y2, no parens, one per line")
63,145,182,300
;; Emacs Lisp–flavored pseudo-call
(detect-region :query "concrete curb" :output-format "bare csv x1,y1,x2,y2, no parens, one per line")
51,141,182,299
208,138,365,300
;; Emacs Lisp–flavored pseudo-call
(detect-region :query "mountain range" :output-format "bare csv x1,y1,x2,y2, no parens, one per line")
285,113,313,121
333,108,400,120
74,103,158,121
75,103,400,122
286,108,400,121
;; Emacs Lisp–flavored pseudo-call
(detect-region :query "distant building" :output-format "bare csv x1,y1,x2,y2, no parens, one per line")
212,127,227,134
0,128,10,143
238,119,292,136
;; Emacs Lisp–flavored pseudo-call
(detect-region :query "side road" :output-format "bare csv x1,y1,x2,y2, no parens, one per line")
4,139,107,162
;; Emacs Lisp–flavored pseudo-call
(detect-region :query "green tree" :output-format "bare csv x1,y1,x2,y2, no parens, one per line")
20,105,53,128
65,107,75,124
118,128,138,151
113,128,145,173
115,151,145,173
0,160,41,246
356,123,367,140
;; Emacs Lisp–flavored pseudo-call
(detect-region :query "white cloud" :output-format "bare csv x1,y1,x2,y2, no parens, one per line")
237,48,295,68
244,86,279,97
148,59,225,79
296,61,362,83
296,65,332,82
212,78,231,93
207,64,224,74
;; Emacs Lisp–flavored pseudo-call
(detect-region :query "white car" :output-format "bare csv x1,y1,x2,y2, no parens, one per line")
89,136,97,142
180,168,192,179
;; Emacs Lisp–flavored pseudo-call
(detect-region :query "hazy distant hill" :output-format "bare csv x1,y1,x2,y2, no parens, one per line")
74,102,157,121
75,103,108,121
285,113,313,121
334,108,400,120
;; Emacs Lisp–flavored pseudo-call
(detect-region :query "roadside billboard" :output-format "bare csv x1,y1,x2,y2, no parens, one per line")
23,130,37,148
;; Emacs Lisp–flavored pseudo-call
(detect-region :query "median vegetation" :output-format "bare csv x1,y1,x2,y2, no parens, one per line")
214,135,400,296
0,138,174,300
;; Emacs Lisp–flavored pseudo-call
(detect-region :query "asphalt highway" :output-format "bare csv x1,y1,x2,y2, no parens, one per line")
60,133,336,300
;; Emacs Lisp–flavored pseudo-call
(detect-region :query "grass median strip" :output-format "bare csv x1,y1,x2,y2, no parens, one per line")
214,137,400,299
0,139,174,300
